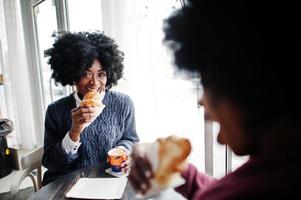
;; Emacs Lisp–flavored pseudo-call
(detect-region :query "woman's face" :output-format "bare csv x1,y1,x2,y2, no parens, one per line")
75,59,107,99
202,90,251,155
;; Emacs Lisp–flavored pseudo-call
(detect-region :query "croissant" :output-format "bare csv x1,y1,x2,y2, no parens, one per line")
80,91,103,107
155,135,191,186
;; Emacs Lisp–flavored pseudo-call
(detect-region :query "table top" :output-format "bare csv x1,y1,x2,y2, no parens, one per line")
27,163,136,200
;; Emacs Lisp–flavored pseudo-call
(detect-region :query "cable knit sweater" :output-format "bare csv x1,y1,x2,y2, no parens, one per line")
42,90,139,185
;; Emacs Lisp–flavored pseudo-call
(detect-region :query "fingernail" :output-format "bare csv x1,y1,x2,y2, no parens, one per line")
145,170,151,178
141,183,147,190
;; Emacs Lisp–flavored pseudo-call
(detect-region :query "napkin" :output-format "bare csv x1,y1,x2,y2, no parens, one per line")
66,177,128,199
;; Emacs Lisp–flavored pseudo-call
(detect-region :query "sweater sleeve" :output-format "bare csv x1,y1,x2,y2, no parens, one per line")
115,96,139,151
42,104,78,171
175,163,217,199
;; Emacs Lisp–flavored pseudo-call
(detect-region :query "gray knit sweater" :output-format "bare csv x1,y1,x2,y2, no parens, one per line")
42,90,139,185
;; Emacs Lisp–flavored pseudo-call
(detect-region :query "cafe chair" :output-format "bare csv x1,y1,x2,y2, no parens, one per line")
10,146,44,197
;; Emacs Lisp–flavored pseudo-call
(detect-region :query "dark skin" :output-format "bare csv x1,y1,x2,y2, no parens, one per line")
69,59,106,142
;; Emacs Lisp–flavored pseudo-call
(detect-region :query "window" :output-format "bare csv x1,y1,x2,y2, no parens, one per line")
33,0,69,110
21,0,247,175
67,0,102,32
48,0,207,171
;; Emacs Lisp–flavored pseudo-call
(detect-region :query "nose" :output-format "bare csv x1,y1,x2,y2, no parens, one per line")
88,79,100,88
198,97,204,107
89,74,100,84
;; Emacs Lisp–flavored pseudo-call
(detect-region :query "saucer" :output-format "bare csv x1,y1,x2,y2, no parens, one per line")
105,168,129,178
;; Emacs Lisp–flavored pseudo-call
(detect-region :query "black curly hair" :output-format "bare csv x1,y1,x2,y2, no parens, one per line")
164,1,301,134
46,31,124,89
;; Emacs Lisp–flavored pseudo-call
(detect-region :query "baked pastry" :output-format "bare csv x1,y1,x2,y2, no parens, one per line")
80,91,103,107
154,135,191,186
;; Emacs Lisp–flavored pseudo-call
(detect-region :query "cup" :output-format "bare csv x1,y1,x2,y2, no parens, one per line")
107,147,128,173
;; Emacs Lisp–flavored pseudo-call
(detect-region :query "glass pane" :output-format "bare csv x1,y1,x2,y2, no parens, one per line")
232,153,249,170
114,0,204,170
34,0,68,109
67,0,102,31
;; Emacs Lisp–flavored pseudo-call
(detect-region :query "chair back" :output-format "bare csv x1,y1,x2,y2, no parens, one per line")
10,146,44,196
21,146,43,170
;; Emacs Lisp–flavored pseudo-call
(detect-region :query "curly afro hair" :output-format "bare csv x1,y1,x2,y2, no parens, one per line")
163,1,301,133
46,31,124,89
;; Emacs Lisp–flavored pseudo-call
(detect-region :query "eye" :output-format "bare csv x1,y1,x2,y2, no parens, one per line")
84,71,92,78
98,71,107,78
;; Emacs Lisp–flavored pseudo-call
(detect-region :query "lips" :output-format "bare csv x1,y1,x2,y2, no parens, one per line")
87,87,99,92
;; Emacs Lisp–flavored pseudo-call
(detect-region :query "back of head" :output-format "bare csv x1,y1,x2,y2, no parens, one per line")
164,0,301,134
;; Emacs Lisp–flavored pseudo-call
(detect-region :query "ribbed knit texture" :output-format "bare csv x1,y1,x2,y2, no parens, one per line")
42,90,139,185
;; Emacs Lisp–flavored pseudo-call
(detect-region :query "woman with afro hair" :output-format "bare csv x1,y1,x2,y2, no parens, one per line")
42,31,139,185
129,0,301,199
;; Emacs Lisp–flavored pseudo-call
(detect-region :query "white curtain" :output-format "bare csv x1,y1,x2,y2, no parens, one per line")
0,0,38,150
100,0,205,170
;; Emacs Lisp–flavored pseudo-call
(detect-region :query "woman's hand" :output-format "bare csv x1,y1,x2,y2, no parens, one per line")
69,106,98,141
121,156,131,173
128,146,154,195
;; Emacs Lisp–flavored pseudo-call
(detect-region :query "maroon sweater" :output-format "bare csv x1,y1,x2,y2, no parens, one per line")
176,155,301,199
